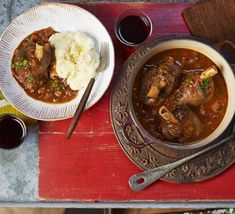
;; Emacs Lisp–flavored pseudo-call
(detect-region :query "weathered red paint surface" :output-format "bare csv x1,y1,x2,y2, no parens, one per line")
39,2,235,201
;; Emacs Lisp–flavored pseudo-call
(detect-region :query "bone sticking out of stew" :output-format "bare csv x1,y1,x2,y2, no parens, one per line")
174,66,218,107
200,65,218,80
132,48,228,144
159,106,179,124
159,106,203,143
141,56,182,106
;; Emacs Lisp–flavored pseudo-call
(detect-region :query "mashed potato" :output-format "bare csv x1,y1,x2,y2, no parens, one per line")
49,32,100,91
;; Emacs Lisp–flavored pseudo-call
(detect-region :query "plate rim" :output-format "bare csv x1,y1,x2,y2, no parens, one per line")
0,2,115,121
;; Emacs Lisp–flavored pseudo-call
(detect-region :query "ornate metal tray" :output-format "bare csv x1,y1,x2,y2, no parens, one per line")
110,44,235,183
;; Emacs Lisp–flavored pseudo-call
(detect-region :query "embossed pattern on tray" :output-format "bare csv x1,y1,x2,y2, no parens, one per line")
110,41,235,183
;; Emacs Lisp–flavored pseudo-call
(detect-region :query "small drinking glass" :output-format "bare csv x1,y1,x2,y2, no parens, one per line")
115,9,153,48
0,114,27,149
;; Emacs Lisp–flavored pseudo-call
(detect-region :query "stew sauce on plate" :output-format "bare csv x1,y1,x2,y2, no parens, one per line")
11,27,78,103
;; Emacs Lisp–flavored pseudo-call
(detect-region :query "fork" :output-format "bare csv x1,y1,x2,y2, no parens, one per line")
66,42,110,139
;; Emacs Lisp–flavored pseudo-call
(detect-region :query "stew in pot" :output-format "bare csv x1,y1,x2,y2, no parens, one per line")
132,48,228,144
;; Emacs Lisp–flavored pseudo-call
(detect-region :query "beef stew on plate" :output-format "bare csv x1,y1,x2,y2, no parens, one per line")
11,27,78,103
132,48,228,144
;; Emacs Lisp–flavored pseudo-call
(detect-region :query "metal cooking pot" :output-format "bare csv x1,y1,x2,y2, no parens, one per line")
122,37,235,150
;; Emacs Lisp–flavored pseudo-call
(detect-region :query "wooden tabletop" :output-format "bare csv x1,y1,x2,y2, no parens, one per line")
39,2,235,203
1,0,235,208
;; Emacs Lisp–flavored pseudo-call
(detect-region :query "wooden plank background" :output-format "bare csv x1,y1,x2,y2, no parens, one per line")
38,2,235,201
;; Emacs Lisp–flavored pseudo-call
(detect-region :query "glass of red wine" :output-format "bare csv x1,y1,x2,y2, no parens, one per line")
0,114,27,149
115,9,152,48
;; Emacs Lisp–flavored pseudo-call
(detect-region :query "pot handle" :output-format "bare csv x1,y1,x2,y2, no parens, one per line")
122,118,152,148
213,40,235,70
213,40,235,50
231,64,235,72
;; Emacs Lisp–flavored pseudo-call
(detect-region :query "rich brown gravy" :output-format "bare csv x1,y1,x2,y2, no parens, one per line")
11,28,78,103
132,48,228,144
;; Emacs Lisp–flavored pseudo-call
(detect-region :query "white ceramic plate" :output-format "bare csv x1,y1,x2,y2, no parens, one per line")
0,3,115,121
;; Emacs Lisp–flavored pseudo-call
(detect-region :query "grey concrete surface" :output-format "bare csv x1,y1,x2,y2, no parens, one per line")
0,125,38,202
0,0,196,205
0,125,38,201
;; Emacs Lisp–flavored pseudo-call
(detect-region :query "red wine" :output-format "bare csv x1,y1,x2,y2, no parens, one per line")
117,15,151,45
0,115,26,149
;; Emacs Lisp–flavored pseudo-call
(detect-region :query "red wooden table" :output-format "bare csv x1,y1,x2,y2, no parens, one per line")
39,2,235,202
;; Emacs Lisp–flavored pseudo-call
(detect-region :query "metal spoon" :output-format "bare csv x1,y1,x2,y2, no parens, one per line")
129,122,235,192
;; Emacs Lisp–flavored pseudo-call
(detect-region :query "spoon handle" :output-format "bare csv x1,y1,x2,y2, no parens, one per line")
129,136,232,191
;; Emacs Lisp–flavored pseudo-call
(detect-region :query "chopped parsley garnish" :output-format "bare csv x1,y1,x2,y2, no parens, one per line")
191,123,196,129
50,84,65,91
12,59,28,69
199,78,210,92
27,76,36,82
22,59,28,66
